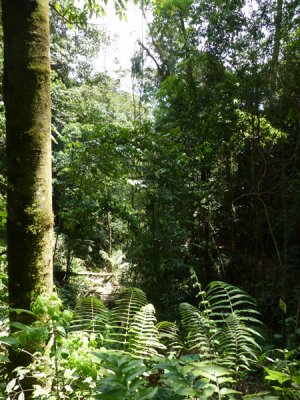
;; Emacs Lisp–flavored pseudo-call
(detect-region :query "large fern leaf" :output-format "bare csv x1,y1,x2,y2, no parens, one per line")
217,312,262,372
156,321,182,354
179,279,263,375
206,281,261,324
70,296,108,333
128,304,165,359
205,282,263,373
106,287,148,350
179,303,216,360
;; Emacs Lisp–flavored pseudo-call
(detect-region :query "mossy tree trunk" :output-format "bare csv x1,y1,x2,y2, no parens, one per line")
2,0,53,376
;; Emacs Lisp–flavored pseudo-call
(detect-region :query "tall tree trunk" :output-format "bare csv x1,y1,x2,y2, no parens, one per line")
2,0,53,377
272,0,283,67
271,0,284,90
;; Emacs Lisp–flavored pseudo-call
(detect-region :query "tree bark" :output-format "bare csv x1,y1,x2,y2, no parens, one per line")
2,0,53,376
272,0,283,67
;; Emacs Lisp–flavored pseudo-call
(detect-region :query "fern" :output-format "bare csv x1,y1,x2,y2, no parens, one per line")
128,304,165,359
70,296,108,333
205,281,263,371
206,281,261,323
106,287,148,350
179,279,263,375
156,321,182,354
72,288,165,359
217,312,262,373
179,303,216,360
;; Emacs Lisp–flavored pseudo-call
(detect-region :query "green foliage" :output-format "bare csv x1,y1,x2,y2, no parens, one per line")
218,312,261,372
154,357,202,399
155,357,240,399
127,303,165,359
243,393,279,400
92,350,158,400
192,362,241,399
51,0,134,26
107,288,148,349
179,279,263,376
126,0,300,340
70,296,108,333
206,281,260,319
52,74,136,271
156,321,182,354
0,281,267,399
258,348,300,399
2,293,76,399
237,112,287,148
206,281,263,373
1,0,299,396
179,302,216,358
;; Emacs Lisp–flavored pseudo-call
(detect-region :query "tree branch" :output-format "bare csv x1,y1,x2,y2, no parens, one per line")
138,40,165,78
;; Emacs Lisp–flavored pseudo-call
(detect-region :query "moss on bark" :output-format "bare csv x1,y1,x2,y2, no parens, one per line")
2,0,53,384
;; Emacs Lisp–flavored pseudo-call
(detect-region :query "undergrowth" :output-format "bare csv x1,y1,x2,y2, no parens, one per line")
0,273,299,399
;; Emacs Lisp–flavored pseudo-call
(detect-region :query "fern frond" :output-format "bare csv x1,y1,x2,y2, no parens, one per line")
179,303,216,360
156,321,182,354
217,312,261,372
70,296,108,333
107,287,148,350
206,281,261,323
128,304,166,359
203,282,262,373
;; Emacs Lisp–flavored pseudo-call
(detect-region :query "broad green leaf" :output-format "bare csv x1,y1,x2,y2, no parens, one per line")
271,386,284,391
265,369,290,384
279,298,287,314
10,322,29,330
219,387,241,396
175,387,199,396
291,374,300,384
0,354,9,362
0,336,19,345
135,387,158,400
200,383,217,399
125,366,146,381
243,393,279,399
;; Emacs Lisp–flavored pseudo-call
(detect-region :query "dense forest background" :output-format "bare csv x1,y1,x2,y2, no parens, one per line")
0,0,300,398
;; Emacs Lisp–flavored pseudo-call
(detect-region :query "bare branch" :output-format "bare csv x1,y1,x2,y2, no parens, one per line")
137,40,165,78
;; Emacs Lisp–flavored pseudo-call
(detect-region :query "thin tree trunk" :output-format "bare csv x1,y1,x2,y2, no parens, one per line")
65,239,73,284
272,0,283,67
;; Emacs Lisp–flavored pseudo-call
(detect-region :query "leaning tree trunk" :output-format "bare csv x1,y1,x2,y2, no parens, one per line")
2,0,53,376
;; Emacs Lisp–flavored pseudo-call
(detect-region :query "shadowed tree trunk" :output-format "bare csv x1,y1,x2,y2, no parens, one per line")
272,0,283,67
2,0,53,380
